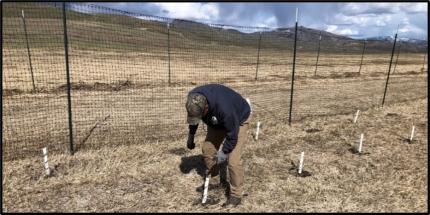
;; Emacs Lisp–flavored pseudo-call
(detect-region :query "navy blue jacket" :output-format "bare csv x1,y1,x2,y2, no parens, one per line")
188,84,251,154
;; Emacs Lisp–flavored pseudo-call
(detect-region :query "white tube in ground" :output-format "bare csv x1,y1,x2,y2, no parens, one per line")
358,134,364,153
354,110,360,123
202,175,210,204
410,126,415,142
255,121,261,140
42,147,51,176
298,152,304,174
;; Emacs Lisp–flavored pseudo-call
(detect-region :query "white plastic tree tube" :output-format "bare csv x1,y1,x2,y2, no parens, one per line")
255,121,261,140
298,152,304,174
358,134,364,153
42,147,51,176
202,174,210,204
410,125,415,142
354,110,360,123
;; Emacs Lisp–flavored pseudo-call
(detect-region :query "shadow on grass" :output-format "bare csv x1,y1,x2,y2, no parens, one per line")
348,148,371,155
180,154,231,199
179,154,206,178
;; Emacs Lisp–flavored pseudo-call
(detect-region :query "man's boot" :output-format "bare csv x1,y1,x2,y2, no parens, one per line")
222,195,241,207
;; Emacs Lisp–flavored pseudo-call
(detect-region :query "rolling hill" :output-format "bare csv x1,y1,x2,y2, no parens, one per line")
2,2,428,53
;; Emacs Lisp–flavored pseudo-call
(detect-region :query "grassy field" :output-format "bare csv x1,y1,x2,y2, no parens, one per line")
3,98,427,212
2,47,427,92
3,71,427,159
2,2,428,212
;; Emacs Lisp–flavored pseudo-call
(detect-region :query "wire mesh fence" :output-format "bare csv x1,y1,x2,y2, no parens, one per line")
2,2,428,160
3,2,70,160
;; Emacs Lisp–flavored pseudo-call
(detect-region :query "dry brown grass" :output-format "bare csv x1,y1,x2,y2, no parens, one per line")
2,97,427,212
2,46,428,212
2,48,426,91
3,73,427,160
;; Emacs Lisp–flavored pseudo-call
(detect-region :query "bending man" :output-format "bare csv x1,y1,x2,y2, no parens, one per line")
185,83,251,207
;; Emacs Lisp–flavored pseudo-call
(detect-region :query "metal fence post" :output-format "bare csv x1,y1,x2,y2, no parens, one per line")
62,2,74,155
21,10,36,92
392,43,401,74
314,31,321,76
289,8,298,126
382,33,398,107
255,31,262,80
422,52,427,71
167,23,171,85
358,39,366,74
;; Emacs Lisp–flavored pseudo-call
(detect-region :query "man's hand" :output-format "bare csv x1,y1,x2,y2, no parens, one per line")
187,133,195,150
216,150,228,164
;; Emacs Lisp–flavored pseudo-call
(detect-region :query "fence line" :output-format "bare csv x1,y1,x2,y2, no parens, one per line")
2,2,428,160
382,32,398,107
21,10,36,92
314,32,322,76
392,43,401,74
62,2,74,155
255,32,262,80
358,39,366,74
289,10,299,126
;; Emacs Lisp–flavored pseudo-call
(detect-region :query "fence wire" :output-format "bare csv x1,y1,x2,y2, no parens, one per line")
2,2,428,160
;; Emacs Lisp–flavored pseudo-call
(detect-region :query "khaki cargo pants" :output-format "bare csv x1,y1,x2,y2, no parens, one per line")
202,114,251,198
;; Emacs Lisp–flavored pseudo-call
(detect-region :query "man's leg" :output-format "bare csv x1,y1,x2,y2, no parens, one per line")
202,126,226,177
227,114,251,198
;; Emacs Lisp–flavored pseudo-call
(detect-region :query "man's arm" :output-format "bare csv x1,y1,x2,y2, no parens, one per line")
189,124,198,135
187,124,198,150
221,114,240,154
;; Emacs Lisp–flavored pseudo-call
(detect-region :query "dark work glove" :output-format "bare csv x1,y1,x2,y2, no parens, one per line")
187,133,195,150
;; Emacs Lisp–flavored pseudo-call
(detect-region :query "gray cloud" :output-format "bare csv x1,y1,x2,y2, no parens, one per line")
90,2,428,40
92,3,162,15
341,3,398,16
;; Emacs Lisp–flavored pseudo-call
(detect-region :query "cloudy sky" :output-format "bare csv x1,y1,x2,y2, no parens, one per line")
92,2,428,39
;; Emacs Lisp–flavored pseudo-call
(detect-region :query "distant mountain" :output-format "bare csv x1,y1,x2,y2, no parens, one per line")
366,36,395,42
399,38,427,43
4,2,426,53
366,35,427,43
266,26,354,42
364,36,427,52
75,3,429,53
256,26,427,52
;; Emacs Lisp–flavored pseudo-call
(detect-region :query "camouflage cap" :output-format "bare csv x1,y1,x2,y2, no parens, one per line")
185,93,207,125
